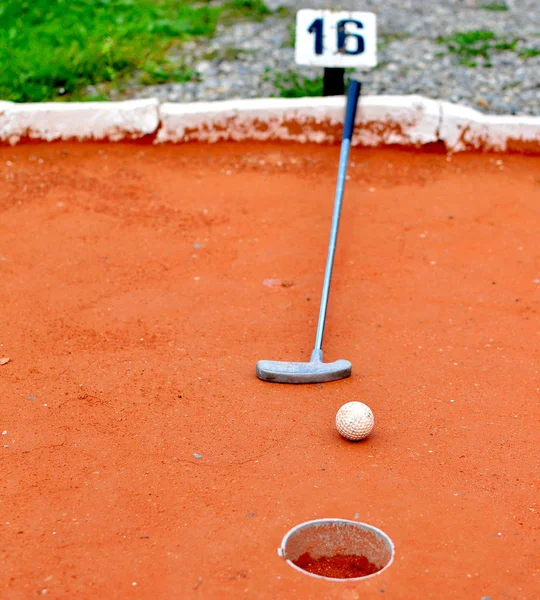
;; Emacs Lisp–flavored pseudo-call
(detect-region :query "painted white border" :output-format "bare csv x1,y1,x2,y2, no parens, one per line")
0,98,159,145
0,96,538,153
439,101,540,152
156,95,440,146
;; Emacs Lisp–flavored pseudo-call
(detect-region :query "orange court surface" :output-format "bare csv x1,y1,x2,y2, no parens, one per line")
0,142,538,599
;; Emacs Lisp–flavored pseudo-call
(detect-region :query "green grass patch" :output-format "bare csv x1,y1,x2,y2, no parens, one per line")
285,21,296,48
0,0,273,102
519,47,540,58
481,2,509,11
269,69,355,98
204,46,252,62
222,0,270,22
438,30,519,66
267,69,324,98
138,61,195,86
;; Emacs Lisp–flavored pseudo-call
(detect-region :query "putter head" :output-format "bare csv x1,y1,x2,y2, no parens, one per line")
256,350,352,384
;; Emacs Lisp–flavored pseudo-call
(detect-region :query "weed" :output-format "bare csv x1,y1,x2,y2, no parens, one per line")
139,62,194,86
286,22,296,48
270,69,355,98
438,30,519,66
263,69,323,98
223,0,271,22
212,47,251,62
519,47,540,58
481,2,509,11
274,6,293,18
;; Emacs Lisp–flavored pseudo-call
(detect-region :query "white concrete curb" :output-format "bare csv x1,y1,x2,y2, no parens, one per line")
439,101,540,152
0,98,159,145
0,96,538,153
157,95,441,147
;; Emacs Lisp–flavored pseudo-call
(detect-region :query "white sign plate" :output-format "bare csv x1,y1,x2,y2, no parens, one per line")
295,9,377,68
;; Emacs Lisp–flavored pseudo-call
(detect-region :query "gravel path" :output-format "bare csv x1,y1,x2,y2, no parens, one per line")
126,0,539,115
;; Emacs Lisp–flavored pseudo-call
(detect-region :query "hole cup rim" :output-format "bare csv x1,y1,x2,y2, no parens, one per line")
278,518,395,582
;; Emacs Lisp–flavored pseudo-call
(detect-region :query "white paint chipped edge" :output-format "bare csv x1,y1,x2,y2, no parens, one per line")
156,95,441,146
439,101,540,152
0,96,539,153
0,99,159,145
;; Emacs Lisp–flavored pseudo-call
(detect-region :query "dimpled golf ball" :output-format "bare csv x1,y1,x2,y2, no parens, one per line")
335,402,374,441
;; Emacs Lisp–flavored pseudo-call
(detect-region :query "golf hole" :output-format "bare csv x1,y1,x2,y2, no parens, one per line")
278,519,394,581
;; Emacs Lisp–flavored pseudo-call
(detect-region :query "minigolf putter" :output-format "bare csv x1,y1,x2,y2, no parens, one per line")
256,79,361,384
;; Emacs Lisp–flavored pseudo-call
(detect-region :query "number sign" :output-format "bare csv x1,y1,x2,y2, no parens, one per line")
295,10,377,68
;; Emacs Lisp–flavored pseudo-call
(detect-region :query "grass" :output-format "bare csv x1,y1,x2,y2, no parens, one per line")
268,69,355,98
481,2,509,10
0,0,273,102
271,70,324,98
223,0,270,22
203,46,253,62
285,21,296,49
438,30,519,67
519,47,540,58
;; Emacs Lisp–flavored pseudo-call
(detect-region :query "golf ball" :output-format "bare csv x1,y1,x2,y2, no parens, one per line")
335,402,374,441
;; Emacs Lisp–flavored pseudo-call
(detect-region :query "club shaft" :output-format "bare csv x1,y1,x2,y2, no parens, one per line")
314,80,361,351
314,137,351,350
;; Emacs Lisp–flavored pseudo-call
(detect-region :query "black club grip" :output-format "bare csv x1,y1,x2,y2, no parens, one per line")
343,80,361,142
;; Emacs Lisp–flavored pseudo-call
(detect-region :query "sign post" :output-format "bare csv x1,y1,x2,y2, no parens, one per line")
295,9,377,96
323,68,346,96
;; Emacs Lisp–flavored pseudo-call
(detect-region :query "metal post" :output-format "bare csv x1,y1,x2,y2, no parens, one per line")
323,67,345,96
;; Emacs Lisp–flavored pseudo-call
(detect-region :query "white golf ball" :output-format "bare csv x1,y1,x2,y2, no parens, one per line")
335,402,374,441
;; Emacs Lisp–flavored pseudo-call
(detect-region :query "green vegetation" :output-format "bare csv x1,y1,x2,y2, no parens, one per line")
285,21,296,48
224,0,270,22
481,2,509,11
519,47,540,58
268,69,355,98
0,0,273,102
272,70,324,98
438,30,519,67
204,46,252,62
